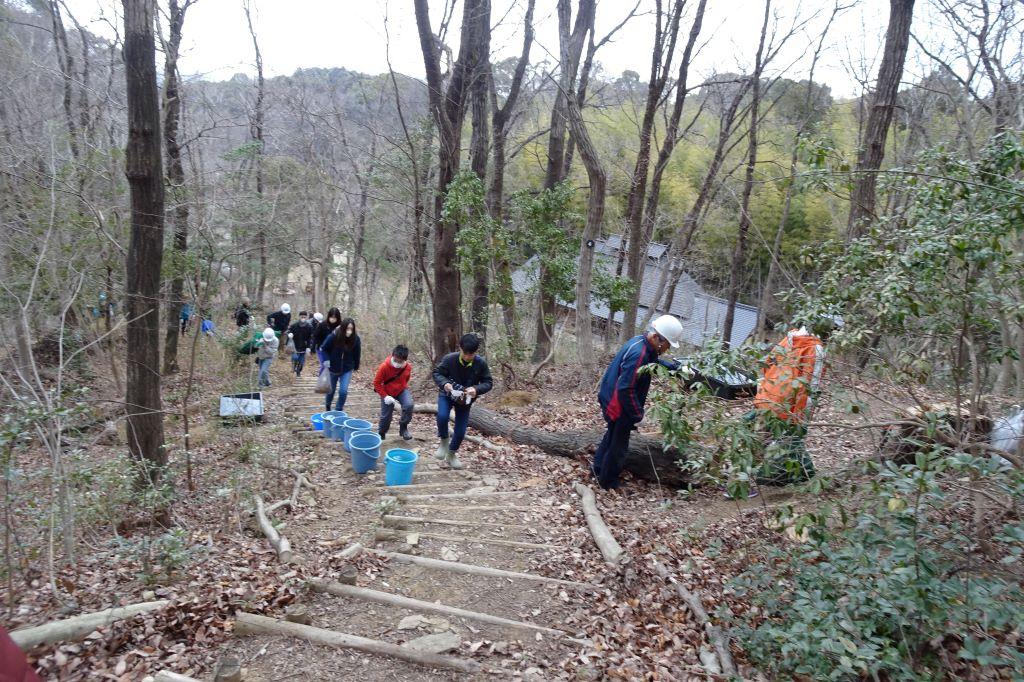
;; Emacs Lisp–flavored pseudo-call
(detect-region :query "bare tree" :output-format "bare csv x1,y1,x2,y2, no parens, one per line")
414,0,489,358
244,1,267,304
161,0,196,374
468,5,492,339
122,0,167,487
847,0,916,239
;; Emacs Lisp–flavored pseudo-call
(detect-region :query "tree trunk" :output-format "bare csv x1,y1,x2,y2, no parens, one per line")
618,0,685,343
847,0,915,239
469,22,491,339
414,404,687,487
563,5,605,373
244,3,267,305
122,0,167,486
532,0,592,362
722,0,770,348
414,0,489,358
161,0,191,375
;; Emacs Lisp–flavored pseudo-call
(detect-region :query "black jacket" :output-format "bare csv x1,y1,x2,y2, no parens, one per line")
432,353,493,397
288,320,313,352
312,321,336,351
321,332,361,374
267,310,291,333
234,306,251,327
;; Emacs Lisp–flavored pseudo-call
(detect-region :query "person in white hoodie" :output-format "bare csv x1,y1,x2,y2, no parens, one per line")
256,327,279,388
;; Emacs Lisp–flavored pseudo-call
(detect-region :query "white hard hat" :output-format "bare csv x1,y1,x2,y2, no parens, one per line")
313,312,323,322
281,303,291,314
262,327,276,341
651,315,683,348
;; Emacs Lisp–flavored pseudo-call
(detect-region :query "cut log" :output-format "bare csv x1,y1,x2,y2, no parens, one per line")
375,549,600,590
339,542,363,559
402,503,536,512
11,600,170,649
397,490,527,502
382,514,529,531
233,612,479,673
212,655,243,682
652,560,736,677
285,604,312,625
150,672,202,682
414,403,686,486
310,580,564,637
376,481,484,492
255,495,294,563
574,483,626,567
375,528,556,551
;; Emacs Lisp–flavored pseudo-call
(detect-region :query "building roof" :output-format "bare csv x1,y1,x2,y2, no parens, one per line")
510,237,760,348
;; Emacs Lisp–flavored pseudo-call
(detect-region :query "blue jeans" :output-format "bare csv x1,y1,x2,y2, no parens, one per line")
379,389,414,437
257,357,273,387
436,393,471,452
292,351,306,376
326,370,353,411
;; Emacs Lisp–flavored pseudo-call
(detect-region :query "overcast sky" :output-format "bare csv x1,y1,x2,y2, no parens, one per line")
57,0,937,99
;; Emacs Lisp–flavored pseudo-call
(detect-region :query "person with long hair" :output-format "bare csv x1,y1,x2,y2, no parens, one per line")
313,307,342,373
320,317,361,412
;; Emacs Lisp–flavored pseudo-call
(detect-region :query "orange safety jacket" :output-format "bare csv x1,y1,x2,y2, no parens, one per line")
754,328,825,423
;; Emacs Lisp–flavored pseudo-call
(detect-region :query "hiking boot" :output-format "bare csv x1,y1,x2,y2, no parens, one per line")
378,430,388,440
445,451,463,470
400,426,413,441
436,437,450,460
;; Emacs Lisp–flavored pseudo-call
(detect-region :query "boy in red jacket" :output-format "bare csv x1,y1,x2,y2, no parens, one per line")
373,344,414,440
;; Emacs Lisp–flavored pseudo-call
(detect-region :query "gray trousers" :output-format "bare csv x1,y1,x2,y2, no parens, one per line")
379,389,414,436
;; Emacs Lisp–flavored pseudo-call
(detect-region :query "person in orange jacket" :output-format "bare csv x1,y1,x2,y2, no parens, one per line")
374,344,413,441
750,318,839,485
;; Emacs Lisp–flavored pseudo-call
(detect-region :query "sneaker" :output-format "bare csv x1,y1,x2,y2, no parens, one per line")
445,451,463,470
436,437,450,460
400,426,413,441
378,430,388,440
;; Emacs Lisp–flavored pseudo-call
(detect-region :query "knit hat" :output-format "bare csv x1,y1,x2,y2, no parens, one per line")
281,303,291,314
262,327,276,341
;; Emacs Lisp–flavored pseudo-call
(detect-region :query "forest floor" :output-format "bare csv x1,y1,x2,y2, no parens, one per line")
8,333,890,680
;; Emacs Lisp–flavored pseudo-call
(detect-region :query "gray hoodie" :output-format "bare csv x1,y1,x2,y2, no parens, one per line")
256,334,279,360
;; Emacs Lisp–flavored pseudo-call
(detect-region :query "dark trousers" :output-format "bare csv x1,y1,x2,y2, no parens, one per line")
436,393,471,452
379,389,414,437
591,416,635,489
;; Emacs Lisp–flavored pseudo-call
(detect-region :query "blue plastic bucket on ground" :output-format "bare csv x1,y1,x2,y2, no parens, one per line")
384,449,419,486
311,413,325,431
329,415,351,441
349,432,382,473
321,411,346,439
343,418,373,452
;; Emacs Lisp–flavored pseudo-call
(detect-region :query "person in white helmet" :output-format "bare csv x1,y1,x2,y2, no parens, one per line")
592,315,683,489
267,303,292,354
255,327,279,388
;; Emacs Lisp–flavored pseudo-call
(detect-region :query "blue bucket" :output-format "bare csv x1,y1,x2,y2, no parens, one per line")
329,415,351,441
321,411,347,439
349,432,382,473
343,418,373,452
311,413,325,431
384,449,419,486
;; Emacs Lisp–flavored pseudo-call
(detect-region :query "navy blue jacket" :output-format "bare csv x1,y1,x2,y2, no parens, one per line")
598,335,676,423
320,331,361,374
432,352,493,397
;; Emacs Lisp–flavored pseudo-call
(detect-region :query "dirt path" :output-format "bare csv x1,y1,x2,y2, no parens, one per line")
225,369,590,680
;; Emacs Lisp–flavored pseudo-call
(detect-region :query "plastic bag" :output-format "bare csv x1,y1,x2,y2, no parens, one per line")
285,338,296,353
315,366,331,394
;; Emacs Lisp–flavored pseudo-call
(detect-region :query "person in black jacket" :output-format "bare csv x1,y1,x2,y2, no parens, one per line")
287,311,313,377
320,317,361,412
432,333,492,470
267,303,292,353
313,307,340,374
234,300,252,328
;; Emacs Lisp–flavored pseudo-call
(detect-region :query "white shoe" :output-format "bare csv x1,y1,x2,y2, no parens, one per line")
436,437,450,460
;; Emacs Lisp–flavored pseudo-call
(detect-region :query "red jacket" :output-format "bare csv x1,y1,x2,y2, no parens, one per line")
373,358,412,398
0,626,42,682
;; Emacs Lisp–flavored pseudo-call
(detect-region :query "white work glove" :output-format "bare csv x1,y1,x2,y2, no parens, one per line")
449,389,464,401
384,395,398,407
288,332,294,338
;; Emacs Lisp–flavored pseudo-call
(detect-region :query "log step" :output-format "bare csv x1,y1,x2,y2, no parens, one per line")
310,580,565,637
382,514,530,531
375,549,600,590
375,528,557,551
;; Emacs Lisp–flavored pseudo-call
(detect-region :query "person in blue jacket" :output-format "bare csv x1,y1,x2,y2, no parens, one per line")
593,315,684,490
320,317,361,412
432,333,493,470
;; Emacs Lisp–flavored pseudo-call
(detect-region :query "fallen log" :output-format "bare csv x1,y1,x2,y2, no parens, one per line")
310,580,564,637
574,483,626,567
652,560,736,677
375,549,600,590
413,403,686,487
11,600,169,649
374,528,556,551
234,612,479,673
255,495,294,563
382,514,529,531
